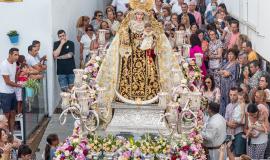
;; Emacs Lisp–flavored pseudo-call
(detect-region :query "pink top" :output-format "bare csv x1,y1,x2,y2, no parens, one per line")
228,32,240,49
191,11,202,28
189,45,207,77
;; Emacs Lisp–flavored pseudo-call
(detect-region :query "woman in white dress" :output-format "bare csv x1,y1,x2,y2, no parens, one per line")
76,16,90,42
80,25,96,67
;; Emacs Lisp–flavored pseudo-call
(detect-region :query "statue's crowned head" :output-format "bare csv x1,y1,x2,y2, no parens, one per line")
129,0,154,12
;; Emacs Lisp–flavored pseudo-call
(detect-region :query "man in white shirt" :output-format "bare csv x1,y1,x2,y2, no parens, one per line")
111,0,129,13
202,102,227,160
32,40,47,65
26,45,46,72
0,48,22,133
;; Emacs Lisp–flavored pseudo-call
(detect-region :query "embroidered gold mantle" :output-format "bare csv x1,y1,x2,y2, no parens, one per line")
118,31,160,101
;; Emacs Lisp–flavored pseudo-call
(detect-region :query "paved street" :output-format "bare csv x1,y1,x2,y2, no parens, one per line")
36,114,74,159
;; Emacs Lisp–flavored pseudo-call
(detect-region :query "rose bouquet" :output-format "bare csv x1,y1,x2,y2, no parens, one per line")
55,135,92,160
154,137,171,155
55,131,206,159
102,134,124,153
170,128,206,160
84,55,103,80
182,59,202,84
87,134,103,153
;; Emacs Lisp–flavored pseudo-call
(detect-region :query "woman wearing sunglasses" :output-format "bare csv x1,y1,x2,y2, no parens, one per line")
80,25,96,67
202,74,221,104
91,10,104,31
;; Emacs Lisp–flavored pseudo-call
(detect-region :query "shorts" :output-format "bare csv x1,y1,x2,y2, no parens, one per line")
58,74,75,91
233,132,246,156
0,93,17,113
15,88,22,101
15,81,25,101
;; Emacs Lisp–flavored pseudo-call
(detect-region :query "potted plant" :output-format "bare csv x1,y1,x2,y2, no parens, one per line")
7,30,19,44
24,79,40,98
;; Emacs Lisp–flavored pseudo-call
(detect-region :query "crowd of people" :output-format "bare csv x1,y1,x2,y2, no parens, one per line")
71,0,269,159
0,40,46,159
0,0,269,159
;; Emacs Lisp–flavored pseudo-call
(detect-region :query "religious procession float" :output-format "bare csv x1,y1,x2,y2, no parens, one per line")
56,0,207,159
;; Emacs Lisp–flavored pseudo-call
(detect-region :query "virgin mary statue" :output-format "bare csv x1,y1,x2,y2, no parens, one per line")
96,0,181,105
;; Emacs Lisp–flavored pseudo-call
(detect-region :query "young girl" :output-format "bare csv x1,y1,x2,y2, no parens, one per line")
44,134,59,160
16,55,42,116
140,23,156,63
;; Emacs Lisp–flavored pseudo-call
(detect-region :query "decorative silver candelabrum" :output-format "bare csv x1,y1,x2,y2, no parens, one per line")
59,69,100,137
96,87,112,128
171,67,183,88
181,44,191,58
158,92,168,109
158,79,202,138
98,29,109,49
175,30,186,48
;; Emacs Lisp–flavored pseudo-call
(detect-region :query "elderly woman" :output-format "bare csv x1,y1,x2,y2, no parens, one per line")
246,103,269,159
258,75,270,106
219,48,239,116
105,10,116,28
161,5,171,21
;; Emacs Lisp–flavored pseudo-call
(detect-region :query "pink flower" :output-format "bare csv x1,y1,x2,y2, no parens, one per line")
123,151,131,158
189,71,195,77
180,151,188,160
92,72,98,77
189,131,196,138
190,144,198,153
76,153,86,160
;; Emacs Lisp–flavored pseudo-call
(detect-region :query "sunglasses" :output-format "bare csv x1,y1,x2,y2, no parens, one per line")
205,81,211,84
97,14,103,17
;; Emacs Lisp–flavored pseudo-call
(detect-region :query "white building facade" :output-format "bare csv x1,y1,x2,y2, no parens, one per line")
225,0,270,61
0,0,110,116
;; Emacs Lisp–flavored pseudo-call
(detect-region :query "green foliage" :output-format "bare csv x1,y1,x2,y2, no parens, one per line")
7,30,19,37
24,79,40,95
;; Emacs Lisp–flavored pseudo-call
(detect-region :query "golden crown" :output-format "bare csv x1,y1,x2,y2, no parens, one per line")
129,0,154,11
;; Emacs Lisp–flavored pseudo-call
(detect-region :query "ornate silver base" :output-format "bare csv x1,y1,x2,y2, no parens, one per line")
106,102,169,135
